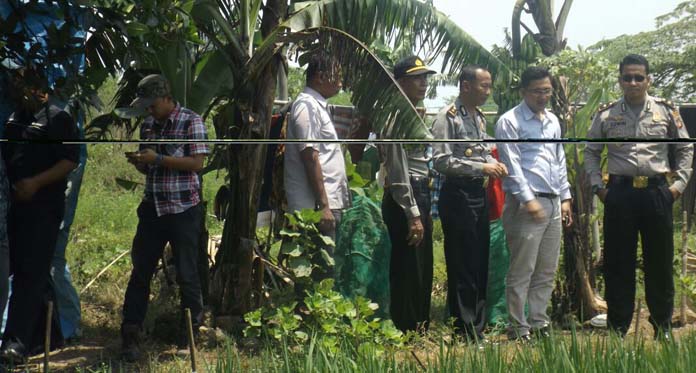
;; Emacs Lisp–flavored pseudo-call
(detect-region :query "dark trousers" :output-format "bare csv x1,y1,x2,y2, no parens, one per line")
3,199,64,353
382,178,433,332
439,180,489,337
603,181,675,333
122,202,205,328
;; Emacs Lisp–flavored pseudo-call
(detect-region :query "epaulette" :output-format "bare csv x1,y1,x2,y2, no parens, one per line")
446,104,457,118
597,101,617,113
654,97,676,110
475,107,486,117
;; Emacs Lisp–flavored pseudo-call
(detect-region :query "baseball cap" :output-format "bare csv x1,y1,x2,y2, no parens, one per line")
393,56,436,80
116,74,171,118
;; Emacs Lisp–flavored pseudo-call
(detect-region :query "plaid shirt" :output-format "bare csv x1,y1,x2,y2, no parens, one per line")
140,104,208,216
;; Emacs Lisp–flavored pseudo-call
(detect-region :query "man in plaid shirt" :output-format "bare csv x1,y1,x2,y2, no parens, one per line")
119,74,208,361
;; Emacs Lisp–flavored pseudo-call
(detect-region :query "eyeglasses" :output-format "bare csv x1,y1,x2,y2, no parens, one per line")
621,74,646,83
527,88,552,96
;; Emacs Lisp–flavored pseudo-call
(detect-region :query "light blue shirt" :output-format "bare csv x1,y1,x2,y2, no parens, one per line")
495,100,572,204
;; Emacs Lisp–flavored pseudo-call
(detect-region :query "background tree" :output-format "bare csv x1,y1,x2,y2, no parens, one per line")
589,0,696,103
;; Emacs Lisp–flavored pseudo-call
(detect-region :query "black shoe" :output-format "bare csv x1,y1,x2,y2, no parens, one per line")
0,340,27,365
120,324,142,363
531,326,552,339
508,333,533,344
654,329,673,343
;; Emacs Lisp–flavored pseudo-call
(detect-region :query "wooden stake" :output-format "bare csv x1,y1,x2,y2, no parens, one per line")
681,210,689,326
44,301,53,373
634,298,642,345
185,308,198,373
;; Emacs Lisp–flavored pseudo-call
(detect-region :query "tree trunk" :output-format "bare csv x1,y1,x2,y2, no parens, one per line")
210,0,287,317
551,77,606,323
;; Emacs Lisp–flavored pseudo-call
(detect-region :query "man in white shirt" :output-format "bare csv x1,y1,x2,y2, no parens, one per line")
284,53,350,257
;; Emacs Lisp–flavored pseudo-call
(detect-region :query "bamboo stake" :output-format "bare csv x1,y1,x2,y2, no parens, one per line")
44,301,53,373
682,210,689,326
185,308,198,373
79,249,130,294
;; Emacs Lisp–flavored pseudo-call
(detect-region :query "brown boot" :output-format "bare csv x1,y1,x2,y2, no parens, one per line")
120,324,142,362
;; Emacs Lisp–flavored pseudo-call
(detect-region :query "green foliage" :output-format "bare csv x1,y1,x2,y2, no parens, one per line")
491,34,541,114
589,0,696,102
278,210,335,285
541,48,619,107
243,279,404,355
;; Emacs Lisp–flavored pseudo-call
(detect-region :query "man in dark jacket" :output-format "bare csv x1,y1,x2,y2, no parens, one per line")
0,67,78,363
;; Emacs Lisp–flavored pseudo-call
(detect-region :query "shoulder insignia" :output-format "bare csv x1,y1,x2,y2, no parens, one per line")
597,101,617,113
475,107,486,118
447,104,457,118
654,97,676,110
670,109,684,129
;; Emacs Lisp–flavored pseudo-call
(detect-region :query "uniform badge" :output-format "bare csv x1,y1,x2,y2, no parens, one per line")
464,148,473,157
652,112,664,122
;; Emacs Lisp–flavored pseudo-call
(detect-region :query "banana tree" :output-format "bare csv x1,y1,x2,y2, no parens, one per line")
512,0,573,58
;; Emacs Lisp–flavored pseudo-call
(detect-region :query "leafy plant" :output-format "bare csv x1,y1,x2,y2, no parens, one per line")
278,209,335,287
243,279,404,355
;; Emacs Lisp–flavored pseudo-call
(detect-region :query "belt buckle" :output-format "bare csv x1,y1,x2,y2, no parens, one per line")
633,176,648,189
482,176,489,188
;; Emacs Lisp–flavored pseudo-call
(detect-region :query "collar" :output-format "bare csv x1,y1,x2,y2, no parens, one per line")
519,100,548,122
619,95,652,113
152,103,181,127
303,87,329,109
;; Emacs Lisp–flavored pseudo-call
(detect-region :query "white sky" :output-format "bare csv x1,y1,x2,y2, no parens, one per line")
422,0,683,109
432,0,683,50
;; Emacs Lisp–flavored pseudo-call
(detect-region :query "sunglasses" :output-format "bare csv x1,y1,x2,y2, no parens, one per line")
621,74,646,83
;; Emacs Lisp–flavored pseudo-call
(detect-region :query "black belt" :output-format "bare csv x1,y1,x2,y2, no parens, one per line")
534,192,558,199
409,175,429,185
446,176,488,188
608,174,666,189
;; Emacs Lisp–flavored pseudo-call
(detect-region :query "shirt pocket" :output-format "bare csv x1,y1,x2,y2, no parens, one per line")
605,121,629,137
645,121,668,138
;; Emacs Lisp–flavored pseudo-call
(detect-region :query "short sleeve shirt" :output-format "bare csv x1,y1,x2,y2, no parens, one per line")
140,104,208,216
284,87,349,212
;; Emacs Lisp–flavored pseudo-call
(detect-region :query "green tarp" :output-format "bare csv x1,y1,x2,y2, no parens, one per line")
334,195,392,317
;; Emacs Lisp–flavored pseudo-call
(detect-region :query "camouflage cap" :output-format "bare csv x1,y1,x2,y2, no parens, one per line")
116,74,171,118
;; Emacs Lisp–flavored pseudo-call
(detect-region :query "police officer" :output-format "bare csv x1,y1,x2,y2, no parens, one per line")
432,65,507,341
1,67,79,362
585,54,693,340
381,56,436,333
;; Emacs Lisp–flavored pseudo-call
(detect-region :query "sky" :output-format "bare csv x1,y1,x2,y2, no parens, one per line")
422,0,684,109
432,0,683,50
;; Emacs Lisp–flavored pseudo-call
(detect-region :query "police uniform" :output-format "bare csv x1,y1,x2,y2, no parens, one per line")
585,95,693,334
1,104,79,356
432,98,497,338
380,120,433,333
